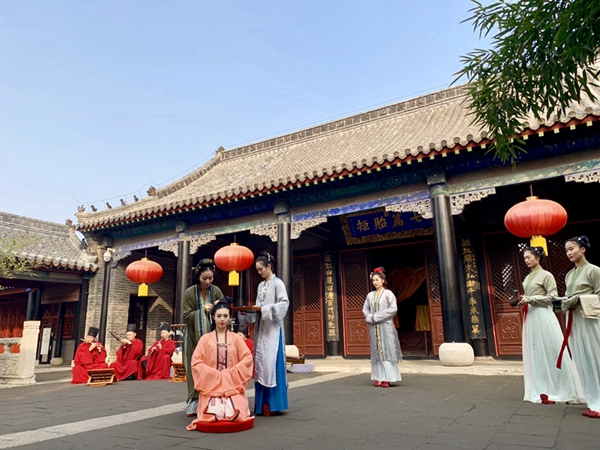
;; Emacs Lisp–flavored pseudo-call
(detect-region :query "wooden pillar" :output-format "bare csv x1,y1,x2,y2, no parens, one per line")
73,279,89,358
33,288,43,320
275,201,293,345
175,226,192,326
428,169,465,343
54,302,66,358
26,289,36,321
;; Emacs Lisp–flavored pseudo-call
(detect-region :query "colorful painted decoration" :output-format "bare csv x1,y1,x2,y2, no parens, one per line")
504,196,567,255
214,243,254,286
125,257,163,296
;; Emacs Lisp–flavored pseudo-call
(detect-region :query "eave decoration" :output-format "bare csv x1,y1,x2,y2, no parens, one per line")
214,243,254,286
504,196,568,255
125,257,164,296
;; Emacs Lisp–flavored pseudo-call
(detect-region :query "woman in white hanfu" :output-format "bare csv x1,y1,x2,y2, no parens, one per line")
253,251,289,416
518,247,582,404
362,267,402,388
558,236,600,418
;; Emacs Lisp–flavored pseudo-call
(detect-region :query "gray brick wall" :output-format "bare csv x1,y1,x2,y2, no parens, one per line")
85,250,177,362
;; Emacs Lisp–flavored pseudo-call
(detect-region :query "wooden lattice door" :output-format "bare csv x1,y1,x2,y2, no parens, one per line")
0,300,27,338
483,233,527,356
292,255,324,356
340,251,371,356
424,252,444,355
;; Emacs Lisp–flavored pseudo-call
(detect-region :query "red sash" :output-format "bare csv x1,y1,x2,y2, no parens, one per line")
556,309,574,369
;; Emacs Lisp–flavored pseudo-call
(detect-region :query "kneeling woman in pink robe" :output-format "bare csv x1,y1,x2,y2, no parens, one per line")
187,300,254,433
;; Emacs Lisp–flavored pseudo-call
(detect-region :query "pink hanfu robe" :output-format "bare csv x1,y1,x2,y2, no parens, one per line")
71,342,108,384
187,330,254,433
138,339,176,380
111,339,144,381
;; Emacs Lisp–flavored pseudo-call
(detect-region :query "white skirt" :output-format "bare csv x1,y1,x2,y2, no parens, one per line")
371,361,401,383
569,310,600,411
522,305,583,403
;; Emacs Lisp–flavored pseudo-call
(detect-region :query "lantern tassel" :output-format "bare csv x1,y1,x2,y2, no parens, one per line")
138,283,149,297
228,271,240,286
530,235,548,256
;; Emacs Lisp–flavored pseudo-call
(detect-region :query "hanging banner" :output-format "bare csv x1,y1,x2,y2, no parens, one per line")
323,252,339,341
460,235,487,340
341,208,433,245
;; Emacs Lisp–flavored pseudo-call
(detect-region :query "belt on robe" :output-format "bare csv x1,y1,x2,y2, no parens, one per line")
556,309,574,369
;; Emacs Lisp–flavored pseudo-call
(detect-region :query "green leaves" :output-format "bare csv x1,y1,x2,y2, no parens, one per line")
455,0,600,162
0,236,38,285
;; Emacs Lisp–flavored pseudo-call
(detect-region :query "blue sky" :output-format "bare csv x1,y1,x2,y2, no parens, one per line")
0,1,488,224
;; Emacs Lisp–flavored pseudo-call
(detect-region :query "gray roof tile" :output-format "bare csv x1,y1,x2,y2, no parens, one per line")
76,82,600,229
0,212,98,272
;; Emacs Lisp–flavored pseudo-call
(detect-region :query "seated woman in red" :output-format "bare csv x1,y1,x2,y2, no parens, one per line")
186,300,254,433
138,323,176,380
71,327,108,384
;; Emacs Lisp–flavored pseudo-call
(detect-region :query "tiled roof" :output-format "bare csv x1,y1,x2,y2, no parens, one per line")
0,212,98,272
76,83,600,230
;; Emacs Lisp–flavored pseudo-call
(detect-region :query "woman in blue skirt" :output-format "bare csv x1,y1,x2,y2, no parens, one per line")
253,251,289,416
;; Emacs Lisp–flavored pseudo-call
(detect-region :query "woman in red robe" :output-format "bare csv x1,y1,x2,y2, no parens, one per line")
186,300,254,433
71,327,108,384
138,324,176,380
110,324,144,381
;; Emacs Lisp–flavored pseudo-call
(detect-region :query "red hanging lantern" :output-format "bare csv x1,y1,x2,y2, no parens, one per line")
214,243,255,286
504,196,567,255
126,257,163,296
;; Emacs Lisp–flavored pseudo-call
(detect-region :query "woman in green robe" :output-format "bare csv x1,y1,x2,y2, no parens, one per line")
183,258,224,416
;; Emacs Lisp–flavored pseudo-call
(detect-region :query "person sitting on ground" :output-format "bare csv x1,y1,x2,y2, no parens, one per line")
71,327,108,384
138,323,176,380
186,299,254,433
110,324,144,381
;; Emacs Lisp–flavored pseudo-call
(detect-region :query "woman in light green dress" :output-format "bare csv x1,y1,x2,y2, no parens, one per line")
518,247,581,404
183,258,224,416
559,236,600,418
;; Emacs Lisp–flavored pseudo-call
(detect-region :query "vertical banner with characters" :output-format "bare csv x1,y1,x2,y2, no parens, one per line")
323,252,340,341
460,235,487,340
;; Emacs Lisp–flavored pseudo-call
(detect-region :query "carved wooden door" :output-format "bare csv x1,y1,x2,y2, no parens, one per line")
0,299,26,338
340,251,371,356
424,252,444,355
483,233,527,356
292,255,325,356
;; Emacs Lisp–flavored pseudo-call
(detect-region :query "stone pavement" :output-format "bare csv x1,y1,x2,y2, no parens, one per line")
1,365,600,450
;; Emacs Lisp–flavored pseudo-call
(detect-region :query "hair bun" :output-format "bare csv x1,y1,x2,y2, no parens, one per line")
579,236,591,249
535,247,546,257
374,267,385,274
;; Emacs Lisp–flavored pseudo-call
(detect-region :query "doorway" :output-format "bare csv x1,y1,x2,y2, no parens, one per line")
128,296,149,347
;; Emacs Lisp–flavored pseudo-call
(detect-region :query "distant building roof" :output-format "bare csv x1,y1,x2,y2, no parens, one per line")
76,82,600,230
0,212,98,272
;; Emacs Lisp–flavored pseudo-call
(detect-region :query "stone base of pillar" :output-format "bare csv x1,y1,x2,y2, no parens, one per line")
0,373,36,386
50,357,64,366
0,321,41,385
439,342,475,367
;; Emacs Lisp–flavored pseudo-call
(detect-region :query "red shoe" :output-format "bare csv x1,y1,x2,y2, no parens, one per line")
540,394,555,404
584,410,600,418
373,380,381,387
263,404,271,417
380,381,389,388
582,409,592,417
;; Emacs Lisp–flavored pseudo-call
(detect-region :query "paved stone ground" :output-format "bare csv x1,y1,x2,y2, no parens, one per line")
1,372,600,450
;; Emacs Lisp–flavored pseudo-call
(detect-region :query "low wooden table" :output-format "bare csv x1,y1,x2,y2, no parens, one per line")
86,368,117,387
170,363,187,382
